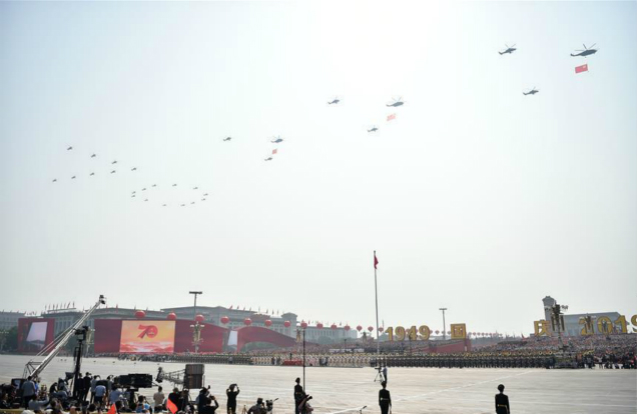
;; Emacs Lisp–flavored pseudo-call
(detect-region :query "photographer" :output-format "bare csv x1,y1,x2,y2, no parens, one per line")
198,395,219,414
225,384,239,414
297,395,313,414
247,398,267,414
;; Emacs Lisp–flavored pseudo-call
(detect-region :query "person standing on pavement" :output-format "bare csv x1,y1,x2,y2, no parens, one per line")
495,384,510,414
226,384,240,414
293,378,304,414
378,381,391,414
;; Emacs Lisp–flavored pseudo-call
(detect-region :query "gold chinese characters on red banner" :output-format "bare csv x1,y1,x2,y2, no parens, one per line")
385,324,467,341
533,314,637,336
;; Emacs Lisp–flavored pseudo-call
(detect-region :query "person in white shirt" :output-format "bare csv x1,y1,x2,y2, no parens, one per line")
153,387,165,410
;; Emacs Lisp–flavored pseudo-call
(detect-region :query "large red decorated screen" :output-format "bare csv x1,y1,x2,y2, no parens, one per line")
17,318,55,354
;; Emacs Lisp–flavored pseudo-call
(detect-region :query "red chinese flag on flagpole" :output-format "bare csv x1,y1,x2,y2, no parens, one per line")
167,399,178,414
575,64,588,74
374,252,379,269
107,404,117,414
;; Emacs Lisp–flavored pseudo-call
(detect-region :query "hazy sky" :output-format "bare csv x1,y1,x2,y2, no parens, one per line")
1,0,636,335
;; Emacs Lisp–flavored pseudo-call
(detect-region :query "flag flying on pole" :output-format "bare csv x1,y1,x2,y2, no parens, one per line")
387,113,396,121
575,64,588,74
272,149,278,155
374,252,379,269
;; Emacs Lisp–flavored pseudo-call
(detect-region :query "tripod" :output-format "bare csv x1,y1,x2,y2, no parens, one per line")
373,366,385,383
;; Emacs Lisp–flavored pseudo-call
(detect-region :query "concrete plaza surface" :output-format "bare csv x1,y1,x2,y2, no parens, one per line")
1,356,635,414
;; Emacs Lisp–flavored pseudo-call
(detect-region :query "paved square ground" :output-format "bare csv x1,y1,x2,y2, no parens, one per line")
1,356,635,414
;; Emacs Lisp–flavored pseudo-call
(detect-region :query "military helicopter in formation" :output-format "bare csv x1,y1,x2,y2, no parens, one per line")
327,97,341,105
91,154,97,158
131,167,137,171
264,157,273,161
67,146,73,151
367,126,379,133
523,87,539,96
52,179,57,183
90,172,95,176
110,170,116,174
270,136,284,144
571,44,597,57
223,137,232,141
499,44,517,55
386,97,404,107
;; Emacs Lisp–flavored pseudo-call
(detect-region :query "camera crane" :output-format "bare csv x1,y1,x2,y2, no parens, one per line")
23,295,106,379
155,366,187,387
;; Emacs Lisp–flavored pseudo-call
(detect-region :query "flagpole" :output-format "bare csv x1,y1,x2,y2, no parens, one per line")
374,251,380,363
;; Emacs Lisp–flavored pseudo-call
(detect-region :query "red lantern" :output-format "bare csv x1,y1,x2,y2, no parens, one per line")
378,327,384,333
356,325,363,332
195,314,205,323
344,325,351,331
284,321,291,328
167,312,176,320
330,324,337,330
316,323,324,329
244,318,252,326
220,316,230,324
265,320,273,327
301,321,308,329
135,310,146,319
367,326,374,332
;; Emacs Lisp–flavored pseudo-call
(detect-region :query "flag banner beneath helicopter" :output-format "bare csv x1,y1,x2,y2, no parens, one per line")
119,320,176,353
575,64,589,74
387,113,396,121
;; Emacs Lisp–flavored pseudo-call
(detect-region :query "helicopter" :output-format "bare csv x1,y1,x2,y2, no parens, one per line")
67,146,73,151
264,157,273,161
270,136,284,144
571,44,597,57
386,97,404,107
90,172,95,176
499,44,517,55
327,97,341,105
523,87,539,96
367,126,379,133
91,154,96,158
131,167,137,171
110,170,116,174
223,137,232,141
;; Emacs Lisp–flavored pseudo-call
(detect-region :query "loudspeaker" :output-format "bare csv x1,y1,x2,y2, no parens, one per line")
184,374,203,389
185,364,205,375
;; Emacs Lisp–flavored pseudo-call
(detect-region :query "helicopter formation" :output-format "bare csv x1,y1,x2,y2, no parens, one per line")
49,41,599,208
51,147,211,208
499,42,598,95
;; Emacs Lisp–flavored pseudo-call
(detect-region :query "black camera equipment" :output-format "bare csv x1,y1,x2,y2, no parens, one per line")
71,326,90,399
115,374,153,389
265,398,278,411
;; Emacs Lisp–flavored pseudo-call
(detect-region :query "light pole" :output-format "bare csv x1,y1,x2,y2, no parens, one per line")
439,308,447,341
189,291,203,319
296,326,307,391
